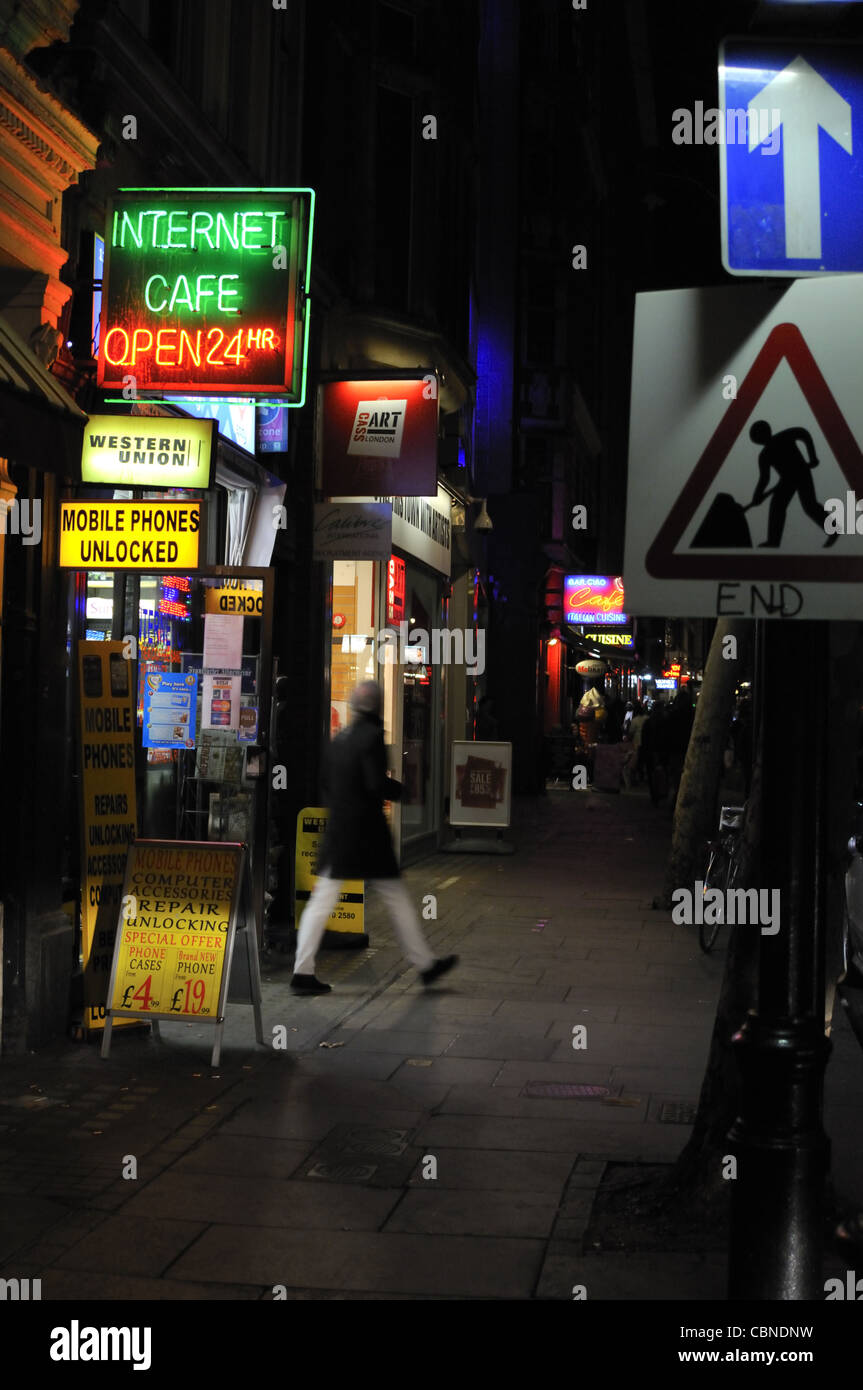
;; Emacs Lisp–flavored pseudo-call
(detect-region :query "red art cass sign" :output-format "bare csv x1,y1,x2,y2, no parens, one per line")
320,379,438,497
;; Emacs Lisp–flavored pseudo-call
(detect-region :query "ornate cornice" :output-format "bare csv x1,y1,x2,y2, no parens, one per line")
0,99,78,182
0,42,96,334
0,457,17,499
0,46,99,182
0,0,80,60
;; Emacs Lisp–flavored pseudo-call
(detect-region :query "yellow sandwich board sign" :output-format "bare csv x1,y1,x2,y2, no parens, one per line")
295,807,365,942
101,839,263,1065
78,640,139,1032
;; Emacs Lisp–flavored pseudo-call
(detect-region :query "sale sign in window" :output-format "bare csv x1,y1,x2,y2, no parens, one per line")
97,188,314,402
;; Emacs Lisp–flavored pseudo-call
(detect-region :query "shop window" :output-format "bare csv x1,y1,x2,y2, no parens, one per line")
80,570,265,844
525,307,556,366
400,564,438,840
375,86,412,309
377,2,416,62
147,0,177,70
331,560,378,736
83,571,114,639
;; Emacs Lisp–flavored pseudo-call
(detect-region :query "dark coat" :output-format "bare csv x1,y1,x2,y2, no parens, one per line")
316,713,401,879
665,697,694,757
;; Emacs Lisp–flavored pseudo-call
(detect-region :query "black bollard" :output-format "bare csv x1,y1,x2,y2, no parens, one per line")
727,618,831,1300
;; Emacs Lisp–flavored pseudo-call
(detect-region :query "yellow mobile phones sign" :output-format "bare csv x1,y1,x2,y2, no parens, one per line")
59,500,201,569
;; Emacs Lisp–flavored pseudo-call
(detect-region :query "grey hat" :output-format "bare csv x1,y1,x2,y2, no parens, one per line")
349,680,382,716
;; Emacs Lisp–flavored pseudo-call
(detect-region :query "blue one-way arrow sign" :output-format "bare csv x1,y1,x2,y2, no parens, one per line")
720,40,863,275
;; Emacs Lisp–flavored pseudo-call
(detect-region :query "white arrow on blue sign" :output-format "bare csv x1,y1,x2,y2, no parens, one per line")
720,40,863,275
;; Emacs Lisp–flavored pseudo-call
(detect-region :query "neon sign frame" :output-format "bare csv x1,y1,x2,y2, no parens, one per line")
98,187,314,407
564,575,627,626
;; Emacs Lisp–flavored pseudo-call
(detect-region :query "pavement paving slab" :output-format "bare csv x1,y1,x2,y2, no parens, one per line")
168,1226,545,1298
2,788,857,1302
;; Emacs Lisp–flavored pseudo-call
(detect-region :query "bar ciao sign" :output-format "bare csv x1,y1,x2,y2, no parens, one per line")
564,575,627,625
97,187,314,401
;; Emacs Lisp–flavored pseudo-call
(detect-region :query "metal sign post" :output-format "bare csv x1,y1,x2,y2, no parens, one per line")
727,620,830,1299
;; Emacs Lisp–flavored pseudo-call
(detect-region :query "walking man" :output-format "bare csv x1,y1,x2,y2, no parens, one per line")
747,419,838,548
291,680,458,994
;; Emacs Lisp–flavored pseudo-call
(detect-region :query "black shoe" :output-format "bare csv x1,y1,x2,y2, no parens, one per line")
290,973,332,994
420,954,458,986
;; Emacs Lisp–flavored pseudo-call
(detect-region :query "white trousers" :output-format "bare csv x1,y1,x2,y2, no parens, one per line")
294,872,436,976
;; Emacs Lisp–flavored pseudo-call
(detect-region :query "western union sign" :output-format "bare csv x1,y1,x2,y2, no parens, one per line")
60,501,201,568
81,414,215,489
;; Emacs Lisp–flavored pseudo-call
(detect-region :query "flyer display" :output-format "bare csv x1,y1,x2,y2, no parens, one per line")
202,612,242,731
142,671,197,749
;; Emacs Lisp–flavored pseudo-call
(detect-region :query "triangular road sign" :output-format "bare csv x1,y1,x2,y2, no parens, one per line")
645,322,863,580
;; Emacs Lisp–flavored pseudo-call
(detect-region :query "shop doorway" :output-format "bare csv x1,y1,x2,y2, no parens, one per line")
400,563,439,843
75,565,274,943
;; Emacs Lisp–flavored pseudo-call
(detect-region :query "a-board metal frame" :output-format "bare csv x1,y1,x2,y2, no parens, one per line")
101,838,264,1066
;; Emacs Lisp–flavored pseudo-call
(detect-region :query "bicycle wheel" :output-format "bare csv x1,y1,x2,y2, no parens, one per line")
699,847,727,953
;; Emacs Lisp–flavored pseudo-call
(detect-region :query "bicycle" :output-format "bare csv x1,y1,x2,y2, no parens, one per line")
699,804,746,953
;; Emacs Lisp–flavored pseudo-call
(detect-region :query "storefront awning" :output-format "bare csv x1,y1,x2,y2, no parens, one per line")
561,625,603,658
0,313,87,473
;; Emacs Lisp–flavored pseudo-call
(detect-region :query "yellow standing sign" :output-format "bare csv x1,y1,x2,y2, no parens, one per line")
295,807,366,945
78,640,139,1032
102,840,263,1065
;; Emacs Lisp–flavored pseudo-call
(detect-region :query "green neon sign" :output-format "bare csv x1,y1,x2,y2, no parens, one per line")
98,187,314,406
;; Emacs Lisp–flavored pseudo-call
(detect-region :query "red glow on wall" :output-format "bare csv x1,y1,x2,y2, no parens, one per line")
544,636,562,730
320,378,439,497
